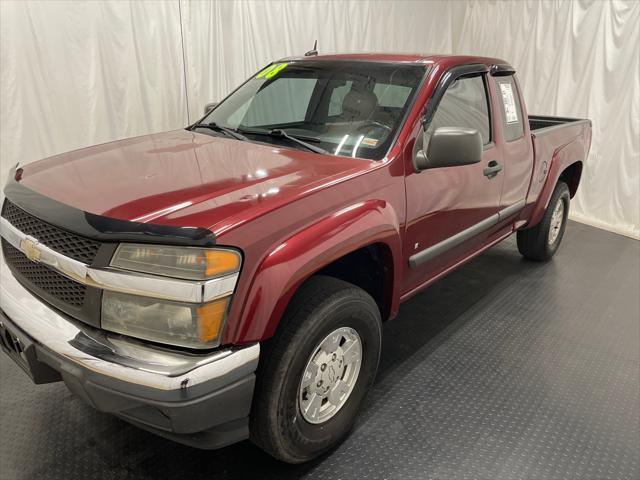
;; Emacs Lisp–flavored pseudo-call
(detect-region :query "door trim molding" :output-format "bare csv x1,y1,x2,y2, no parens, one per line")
498,199,526,220
408,199,525,269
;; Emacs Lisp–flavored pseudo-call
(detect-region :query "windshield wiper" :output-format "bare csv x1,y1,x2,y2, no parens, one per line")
239,128,327,155
192,122,249,142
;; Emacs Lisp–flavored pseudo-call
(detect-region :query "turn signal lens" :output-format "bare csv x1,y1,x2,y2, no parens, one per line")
197,298,229,342
204,250,241,278
111,244,241,280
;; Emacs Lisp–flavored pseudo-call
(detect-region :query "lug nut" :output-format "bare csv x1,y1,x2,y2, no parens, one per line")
317,380,323,387
321,363,326,371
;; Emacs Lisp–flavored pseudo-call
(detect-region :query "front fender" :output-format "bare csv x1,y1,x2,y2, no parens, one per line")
231,199,403,343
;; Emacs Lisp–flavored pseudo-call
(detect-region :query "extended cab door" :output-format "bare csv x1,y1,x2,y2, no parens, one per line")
402,69,504,295
490,74,533,221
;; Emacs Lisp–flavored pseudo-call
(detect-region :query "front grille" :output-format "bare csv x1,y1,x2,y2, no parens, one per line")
2,239,87,307
1,200,100,264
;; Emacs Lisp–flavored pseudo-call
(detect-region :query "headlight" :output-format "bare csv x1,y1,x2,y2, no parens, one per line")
110,244,241,280
104,244,241,349
102,291,229,349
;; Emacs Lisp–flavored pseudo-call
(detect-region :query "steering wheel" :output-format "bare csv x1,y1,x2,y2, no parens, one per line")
356,120,392,132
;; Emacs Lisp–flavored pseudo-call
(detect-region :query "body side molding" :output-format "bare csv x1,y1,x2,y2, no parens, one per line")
409,199,526,268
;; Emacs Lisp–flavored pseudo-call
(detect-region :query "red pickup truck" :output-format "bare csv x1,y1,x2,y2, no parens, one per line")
0,54,591,463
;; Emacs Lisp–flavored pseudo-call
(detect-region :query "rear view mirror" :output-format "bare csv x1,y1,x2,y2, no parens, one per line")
204,102,218,115
414,127,483,171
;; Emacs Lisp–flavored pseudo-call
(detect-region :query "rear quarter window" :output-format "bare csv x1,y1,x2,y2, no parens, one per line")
494,76,524,142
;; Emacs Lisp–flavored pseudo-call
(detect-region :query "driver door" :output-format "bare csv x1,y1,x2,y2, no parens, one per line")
402,73,504,295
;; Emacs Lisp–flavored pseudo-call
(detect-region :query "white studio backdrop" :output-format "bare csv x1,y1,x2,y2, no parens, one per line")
1,0,638,238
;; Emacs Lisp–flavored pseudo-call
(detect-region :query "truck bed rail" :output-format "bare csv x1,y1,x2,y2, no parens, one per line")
529,115,589,135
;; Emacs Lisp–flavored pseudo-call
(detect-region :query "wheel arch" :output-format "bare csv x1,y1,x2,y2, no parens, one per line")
558,160,583,198
315,241,395,322
527,140,584,228
230,199,402,344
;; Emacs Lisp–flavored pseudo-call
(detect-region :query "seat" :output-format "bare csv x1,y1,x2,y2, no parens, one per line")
325,88,394,150
340,89,379,122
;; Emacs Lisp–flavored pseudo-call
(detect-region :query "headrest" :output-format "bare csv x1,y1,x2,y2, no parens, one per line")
341,89,378,121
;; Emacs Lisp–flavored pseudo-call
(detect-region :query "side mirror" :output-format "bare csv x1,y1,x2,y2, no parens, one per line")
204,102,218,115
414,127,483,171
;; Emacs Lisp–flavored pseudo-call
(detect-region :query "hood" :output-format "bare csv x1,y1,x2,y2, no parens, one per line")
17,130,374,236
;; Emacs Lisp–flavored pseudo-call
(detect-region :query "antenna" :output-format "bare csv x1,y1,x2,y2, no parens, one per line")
304,40,318,57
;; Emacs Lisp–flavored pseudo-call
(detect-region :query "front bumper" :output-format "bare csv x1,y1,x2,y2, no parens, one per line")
0,253,259,449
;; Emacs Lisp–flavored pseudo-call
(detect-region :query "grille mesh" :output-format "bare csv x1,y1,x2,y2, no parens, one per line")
1,200,100,264
2,239,87,307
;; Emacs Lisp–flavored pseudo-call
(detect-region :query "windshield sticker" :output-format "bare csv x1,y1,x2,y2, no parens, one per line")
499,82,519,124
256,63,288,80
361,137,379,147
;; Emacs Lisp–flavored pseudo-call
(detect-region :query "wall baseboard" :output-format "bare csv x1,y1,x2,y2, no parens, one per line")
569,213,639,240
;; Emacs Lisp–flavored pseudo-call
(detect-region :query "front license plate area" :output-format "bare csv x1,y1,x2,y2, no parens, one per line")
0,313,61,384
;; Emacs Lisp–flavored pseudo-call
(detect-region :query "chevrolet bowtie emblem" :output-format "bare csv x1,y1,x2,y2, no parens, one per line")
20,238,41,263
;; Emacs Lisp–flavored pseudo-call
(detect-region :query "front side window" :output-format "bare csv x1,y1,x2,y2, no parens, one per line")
202,61,425,160
429,75,491,145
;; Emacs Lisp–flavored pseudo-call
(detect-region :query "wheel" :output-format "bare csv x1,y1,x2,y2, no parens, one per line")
249,275,382,463
517,181,570,261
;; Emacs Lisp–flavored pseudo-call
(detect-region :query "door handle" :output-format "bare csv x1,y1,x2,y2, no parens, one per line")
483,160,503,178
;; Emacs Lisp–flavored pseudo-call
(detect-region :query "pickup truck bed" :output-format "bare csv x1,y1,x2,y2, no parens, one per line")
524,114,591,230
529,115,588,133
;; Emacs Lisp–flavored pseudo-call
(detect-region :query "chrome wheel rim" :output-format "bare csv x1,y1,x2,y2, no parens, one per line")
548,199,565,245
298,327,362,424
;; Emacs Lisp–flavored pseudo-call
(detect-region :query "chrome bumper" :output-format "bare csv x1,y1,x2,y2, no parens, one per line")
0,250,259,448
0,253,259,391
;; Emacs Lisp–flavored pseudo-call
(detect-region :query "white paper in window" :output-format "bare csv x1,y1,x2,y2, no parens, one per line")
499,82,519,124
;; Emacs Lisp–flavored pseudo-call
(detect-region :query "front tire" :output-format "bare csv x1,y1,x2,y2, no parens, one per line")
250,275,382,463
517,181,570,261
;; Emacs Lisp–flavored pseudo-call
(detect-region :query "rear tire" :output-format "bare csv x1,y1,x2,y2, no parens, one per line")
249,275,382,463
517,181,570,261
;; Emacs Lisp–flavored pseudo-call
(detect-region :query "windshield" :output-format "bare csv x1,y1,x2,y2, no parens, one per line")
200,61,425,160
